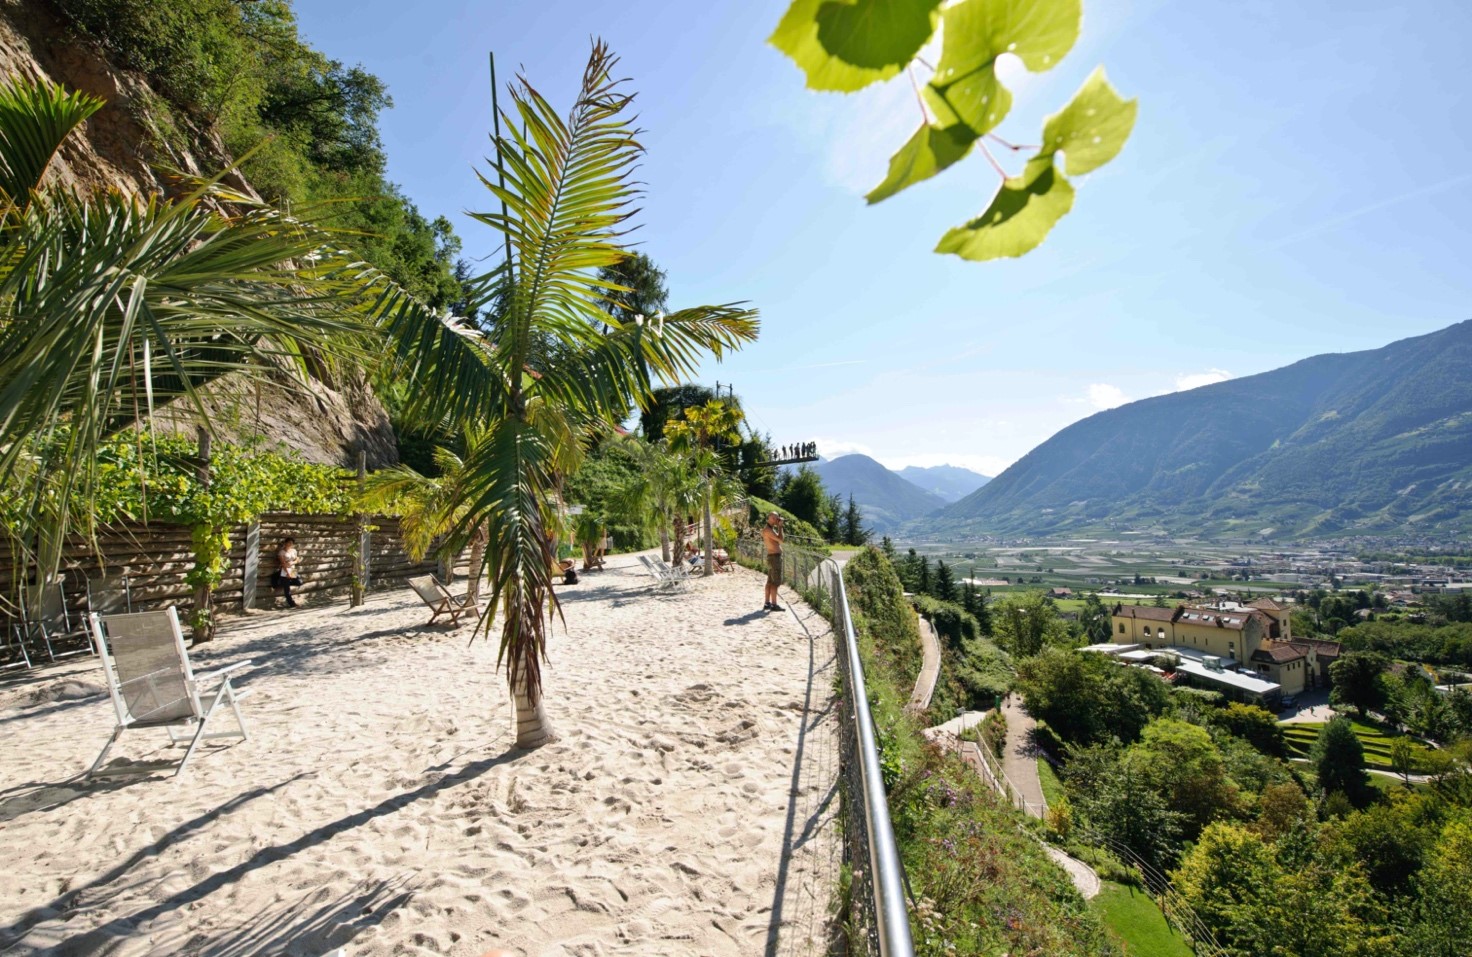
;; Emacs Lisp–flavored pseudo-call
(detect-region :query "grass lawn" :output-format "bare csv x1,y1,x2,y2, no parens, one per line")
1090,881,1193,957
1280,718,1414,771
1037,756,1066,807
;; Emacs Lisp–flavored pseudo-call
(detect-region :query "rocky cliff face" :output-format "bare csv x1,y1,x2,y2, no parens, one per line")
0,0,401,468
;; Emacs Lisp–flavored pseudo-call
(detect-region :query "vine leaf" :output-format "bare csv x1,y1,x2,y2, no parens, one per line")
866,123,976,204
934,155,1075,260
1041,66,1137,175
928,0,1081,134
771,0,941,92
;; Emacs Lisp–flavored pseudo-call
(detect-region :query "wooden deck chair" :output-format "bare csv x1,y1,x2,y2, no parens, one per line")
87,608,252,778
408,575,478,626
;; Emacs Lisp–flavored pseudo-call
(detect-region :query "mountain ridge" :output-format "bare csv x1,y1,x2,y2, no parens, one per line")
896,464,992,502
919,320,1472,539
811,454,948,532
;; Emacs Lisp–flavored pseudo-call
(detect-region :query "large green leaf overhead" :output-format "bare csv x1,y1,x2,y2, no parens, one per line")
1042,67,1138,175
928,0,1080,134
770,0,940,92
936,68,1135,259
934,155,1075,259
771,0,1134,260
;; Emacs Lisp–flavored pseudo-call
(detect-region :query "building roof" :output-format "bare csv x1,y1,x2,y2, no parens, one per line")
1174,657,1281,695
1251,640,1308,664
1249,597,1289,611
1175,607,1265,631
1296,637,1342,659
1111,604,1178,622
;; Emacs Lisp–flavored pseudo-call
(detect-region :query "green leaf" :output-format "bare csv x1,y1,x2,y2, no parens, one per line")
934,155,1075,260
771,0,938,92
1041,66,1138,175
815,0,942,71
928,0,1080,134
866,123,977,204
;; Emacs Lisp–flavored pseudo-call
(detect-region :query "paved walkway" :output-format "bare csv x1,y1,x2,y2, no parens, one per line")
906,615,941,714
998,696,1048,817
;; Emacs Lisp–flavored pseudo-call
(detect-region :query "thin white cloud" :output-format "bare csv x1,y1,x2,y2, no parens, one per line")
1264,172,1472,249
1087,383,1129,410
812,437,874,460
1173,368,1232,392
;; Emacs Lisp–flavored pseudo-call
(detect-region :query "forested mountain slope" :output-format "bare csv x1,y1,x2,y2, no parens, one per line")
813,454,947,532
925,320,1472,538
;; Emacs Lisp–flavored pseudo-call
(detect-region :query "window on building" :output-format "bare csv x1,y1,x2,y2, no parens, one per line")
1119,623,1125,634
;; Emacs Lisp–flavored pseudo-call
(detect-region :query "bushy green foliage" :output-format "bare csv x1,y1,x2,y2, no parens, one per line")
991,590,1073,656
1340,618,1472,668
746,495,826,547
563,436,657,551
54,0,468,309
913,594,979,646
1212,702,1287,757
1311,717,1374,807
837,546,1116,955
1016,646,1171,746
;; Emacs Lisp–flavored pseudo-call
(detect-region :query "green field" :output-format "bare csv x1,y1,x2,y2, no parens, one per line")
1037,756,1066,807
1281,719,1403,771
1090,881,1193,957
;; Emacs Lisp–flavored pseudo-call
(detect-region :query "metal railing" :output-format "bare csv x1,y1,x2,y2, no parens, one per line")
737,536,914,956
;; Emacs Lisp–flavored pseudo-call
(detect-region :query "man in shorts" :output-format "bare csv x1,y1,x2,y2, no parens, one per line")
761,512,784,611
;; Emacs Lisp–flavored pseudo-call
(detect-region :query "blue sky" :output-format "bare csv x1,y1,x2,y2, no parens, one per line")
295,0,1472,477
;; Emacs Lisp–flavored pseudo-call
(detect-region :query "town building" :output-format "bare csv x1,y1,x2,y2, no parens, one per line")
1110,597,1341,699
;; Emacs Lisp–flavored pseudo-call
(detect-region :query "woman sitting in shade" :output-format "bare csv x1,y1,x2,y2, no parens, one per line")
272,537,304,608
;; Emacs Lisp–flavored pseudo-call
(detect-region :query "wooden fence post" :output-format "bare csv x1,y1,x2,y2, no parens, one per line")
351,451,367,607
242,521,260,610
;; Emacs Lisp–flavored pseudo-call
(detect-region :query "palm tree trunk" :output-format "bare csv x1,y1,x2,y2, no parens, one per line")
672,515,687,567
703,478,714,578
511,672,555,749
466,525,487,604
660,523,671,563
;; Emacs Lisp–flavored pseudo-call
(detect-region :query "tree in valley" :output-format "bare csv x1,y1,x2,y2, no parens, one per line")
933,559,956,601
1311,717,1373,807
991,591,1069,656
1079,592,1112,644
1171,822,1278,957
1404,816,1472,956
839,493,871,546
777,465,830,535
1213,702,1287,757
1330,651,1390,718
1015,647,1168,745
1123,718,1238,839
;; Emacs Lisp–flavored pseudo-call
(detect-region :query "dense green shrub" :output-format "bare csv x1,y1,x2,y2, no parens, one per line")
837,546,1115,955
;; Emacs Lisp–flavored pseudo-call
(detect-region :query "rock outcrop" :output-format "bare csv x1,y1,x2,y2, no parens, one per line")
0,0,401,468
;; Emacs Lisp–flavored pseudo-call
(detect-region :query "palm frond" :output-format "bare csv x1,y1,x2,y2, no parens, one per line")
0,77,103,210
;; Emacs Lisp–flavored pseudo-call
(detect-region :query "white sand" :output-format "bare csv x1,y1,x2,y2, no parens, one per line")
0,554,839,956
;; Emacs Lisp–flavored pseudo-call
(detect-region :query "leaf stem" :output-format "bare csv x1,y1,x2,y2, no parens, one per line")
987,133,1038,152
907,65,930,125
978,140,1009,180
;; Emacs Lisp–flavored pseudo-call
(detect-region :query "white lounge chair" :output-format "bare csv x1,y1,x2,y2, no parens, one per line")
408,575,479,626
87,607,252,778
639,556,691,590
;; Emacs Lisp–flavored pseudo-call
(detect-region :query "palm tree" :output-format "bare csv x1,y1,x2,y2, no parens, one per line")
430,43,758,748
0,75,525,632
666,399,744,577
356,439,491,603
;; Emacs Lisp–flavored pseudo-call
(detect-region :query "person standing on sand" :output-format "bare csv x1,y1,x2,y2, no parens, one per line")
762,512,784,611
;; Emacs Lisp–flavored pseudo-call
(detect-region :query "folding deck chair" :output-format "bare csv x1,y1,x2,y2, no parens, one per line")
408,575,479,626
19,581,93,662
638,556,691,590
87,607,252,778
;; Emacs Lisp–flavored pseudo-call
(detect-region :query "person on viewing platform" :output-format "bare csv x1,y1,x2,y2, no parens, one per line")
272,537,303,608
762,512,784,611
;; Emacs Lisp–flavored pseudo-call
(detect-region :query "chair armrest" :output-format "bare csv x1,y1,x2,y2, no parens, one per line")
194,660,252,683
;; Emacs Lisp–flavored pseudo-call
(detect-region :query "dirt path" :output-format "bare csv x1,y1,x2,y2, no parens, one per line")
906,615,941,714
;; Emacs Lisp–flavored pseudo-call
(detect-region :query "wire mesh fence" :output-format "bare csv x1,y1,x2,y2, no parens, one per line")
735,535,913,956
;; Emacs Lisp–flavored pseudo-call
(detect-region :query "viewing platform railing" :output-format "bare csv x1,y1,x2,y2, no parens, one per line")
736,535,914,957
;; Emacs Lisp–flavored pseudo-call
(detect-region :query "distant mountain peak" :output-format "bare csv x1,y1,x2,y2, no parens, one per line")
917,321,1472,539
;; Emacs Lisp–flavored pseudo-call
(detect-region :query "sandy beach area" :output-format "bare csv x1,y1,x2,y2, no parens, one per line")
0,554,839,956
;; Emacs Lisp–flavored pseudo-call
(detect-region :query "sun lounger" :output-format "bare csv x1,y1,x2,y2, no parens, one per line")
639,556,691,590
87,607,252,778
408,575,479,626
